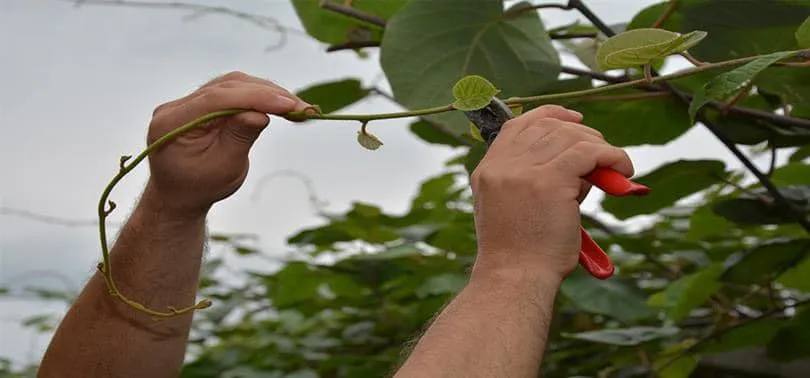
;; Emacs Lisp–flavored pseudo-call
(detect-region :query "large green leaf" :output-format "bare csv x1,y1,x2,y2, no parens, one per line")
681,0,810,61
699,319,785,354
688,51,795,121
269,262,322,308
563,326,679,346
415,273,467,298
602,160,726,220
712,185,810,225
757,67,810,118
647,263,724,322
596,28,706,70
777,253,810,291
771,163,810,186
290,0,404,45
380,0,560,136
798,16,810,47
560,269,654,323
565,90,692,147
409,120,465,147
686,205,733,241
766,308,810,362
720,239,810,284
295,78,369,114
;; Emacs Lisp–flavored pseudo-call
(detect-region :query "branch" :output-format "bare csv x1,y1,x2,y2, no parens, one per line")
658,297,810,371
549,32,598,40
561,66,810,130
652,0,680,28
326,40,381,52
57,0,296,50
318,0,386,28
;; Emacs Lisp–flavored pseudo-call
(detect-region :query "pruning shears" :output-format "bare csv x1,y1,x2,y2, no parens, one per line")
464,98,650,279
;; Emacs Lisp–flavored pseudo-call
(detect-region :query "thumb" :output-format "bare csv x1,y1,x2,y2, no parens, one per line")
220,111,271,150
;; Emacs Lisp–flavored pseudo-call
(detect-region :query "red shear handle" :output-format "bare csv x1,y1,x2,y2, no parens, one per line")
585,168,650,197
578,227,614,279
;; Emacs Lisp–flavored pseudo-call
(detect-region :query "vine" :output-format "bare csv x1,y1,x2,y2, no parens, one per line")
96,35,808,317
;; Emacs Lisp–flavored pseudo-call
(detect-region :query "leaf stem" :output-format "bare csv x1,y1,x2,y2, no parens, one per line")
652,0,680,29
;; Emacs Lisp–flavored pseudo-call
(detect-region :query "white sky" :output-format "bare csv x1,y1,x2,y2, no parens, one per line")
0,0,774,368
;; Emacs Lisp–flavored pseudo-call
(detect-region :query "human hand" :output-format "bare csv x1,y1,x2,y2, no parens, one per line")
469,105,634,283
143,71,309,217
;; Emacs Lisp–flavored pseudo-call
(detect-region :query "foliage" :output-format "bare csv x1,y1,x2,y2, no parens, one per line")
7,0,810,377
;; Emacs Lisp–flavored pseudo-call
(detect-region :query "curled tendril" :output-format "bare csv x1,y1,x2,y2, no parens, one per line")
119,155,132,170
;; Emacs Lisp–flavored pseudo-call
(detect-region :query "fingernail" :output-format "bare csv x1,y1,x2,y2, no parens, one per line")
569,110,584,119
276,95,297,108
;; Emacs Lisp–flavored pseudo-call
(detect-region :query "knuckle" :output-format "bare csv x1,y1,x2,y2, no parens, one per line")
221,71,250,81
151,102,172,118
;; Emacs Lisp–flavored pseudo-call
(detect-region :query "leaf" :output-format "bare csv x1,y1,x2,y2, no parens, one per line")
790,145,810,162
295,78,369,114
797,16,810,47
563,326,679,346
560,269,654,323
269,263,321,308
771,163,810,186
757,67,810,118
381,0,560,136
409,120,464,147
654,340,700,378
688,51,795,121
720,239,810,284
712,185,810,225
627,2,683,31
682,0,810,61
602,160,726,220
766,308,810,362
357,130,383,150
353,244,422,261
596,28,706,70
647,263,724,322
452,75,500,111
564,89,693,147
698,319,785,354
468,123,485,143
290,0,404,45
686,205,733,241
777,253,810,291
415,273,467,298
464,143,488,176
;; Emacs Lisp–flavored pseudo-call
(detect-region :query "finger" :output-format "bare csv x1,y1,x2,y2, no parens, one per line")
153,85,304,134
500,105,583,136
219,111,271,150
577,179,592,203
202,71,286,92
513,121,607,164
549,141,635,179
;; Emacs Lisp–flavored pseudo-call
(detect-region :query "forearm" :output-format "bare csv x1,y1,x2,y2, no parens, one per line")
395,264,561,378
39,181,207,378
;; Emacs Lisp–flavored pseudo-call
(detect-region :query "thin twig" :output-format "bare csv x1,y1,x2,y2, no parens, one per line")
652,0,680,28
657,297,810,371
319,0,386,28
560,66,810,130
57,0,296,51
680,52,705,66
326,40,380,52
549,32,598,40
370,88,472,147
767,146,778,178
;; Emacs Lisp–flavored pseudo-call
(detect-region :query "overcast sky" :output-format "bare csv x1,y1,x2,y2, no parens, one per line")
0,0,776,368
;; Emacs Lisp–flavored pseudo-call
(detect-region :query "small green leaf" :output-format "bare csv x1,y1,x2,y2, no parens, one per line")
688,51,795,121
721,239,810,284
357,130,383,150
452,75,500,111
601,160,726,220
790,145,810,162
596,28,707,70
647,263,724,322
796,16,810,48
468,123,485,142
563,326,679,346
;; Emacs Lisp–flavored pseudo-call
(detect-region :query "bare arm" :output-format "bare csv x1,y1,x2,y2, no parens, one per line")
39,72,309,378
396,105,635,378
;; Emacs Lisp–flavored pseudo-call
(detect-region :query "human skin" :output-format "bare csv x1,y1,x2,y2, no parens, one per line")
38,72,633,378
